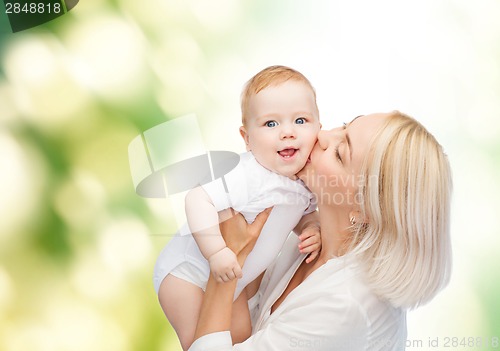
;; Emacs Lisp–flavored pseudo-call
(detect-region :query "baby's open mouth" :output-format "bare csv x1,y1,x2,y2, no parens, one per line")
278,148,298,158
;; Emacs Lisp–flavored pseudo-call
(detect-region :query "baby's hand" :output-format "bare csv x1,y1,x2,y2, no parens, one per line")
298,223,321,264
208,247,243,283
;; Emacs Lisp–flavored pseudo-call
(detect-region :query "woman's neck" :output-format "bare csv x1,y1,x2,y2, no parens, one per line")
316,206,352,264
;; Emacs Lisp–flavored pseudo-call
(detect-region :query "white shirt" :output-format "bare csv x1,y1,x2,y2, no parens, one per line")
189,234,407,351
153,152,316,297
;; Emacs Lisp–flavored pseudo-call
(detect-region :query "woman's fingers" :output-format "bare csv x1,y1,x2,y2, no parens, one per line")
249,207,273,238
218,207,272,267
218,207,240,223
219,211,248,251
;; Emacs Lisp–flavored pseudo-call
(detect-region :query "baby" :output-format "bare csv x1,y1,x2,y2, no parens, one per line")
153,65,322,350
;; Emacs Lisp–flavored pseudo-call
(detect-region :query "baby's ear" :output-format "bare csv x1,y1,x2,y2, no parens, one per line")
239,126,251,151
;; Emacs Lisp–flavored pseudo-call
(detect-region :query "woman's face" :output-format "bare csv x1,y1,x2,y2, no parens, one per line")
297,113,389,208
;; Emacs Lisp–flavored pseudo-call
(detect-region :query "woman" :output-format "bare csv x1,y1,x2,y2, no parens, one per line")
189,111,452,351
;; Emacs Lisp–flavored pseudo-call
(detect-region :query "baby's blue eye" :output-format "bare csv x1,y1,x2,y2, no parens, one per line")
265,120,278,128
295,117,306,124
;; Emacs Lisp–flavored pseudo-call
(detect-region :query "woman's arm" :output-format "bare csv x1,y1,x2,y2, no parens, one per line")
192,207,272,341
189,208,378,351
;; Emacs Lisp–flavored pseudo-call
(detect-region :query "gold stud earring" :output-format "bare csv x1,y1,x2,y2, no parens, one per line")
349,216,356,225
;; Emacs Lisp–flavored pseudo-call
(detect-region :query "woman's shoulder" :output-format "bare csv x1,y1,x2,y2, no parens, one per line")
311,256,405,321
306,258,407,348
337,258,406,334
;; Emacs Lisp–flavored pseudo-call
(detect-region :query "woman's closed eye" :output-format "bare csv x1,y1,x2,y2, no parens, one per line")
335,146,342,163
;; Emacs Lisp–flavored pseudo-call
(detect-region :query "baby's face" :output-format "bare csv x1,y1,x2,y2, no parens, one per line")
240,80,320,179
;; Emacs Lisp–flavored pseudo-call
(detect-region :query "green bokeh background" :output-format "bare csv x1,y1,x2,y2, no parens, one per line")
0,1,499,350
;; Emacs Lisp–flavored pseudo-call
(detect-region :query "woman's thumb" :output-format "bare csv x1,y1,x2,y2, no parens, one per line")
250,207,273,233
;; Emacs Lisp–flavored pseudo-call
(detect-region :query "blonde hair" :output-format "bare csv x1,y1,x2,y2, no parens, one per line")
240,65,318,125
352,111,452,309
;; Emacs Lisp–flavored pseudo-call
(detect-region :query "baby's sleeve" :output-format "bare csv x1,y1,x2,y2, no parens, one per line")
303,194,318,215
201,160,250,212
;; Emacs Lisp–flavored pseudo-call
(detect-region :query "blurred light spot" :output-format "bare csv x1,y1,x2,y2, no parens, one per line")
187,0,240,31
451,149,500,255
0,132,44,246
450,0,500,43
155,66,205,117
151,31,206,115
73,125,138,195
53,170,106,230
461,93,500,143
71,251,120,300
160,330,183,351
98,217,152,277
3,35,89,127
152,29,203,68
65,14,148,102
145,198,173,223
120,0,190,31
201,54,247,150
45,300,129,351
3,322,55,351
204,53,246,104
408,252,486,338
0,267,14,315
0,83,18,124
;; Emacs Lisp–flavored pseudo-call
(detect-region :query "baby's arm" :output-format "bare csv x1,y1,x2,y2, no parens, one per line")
293,211,321,263
185,186,242,282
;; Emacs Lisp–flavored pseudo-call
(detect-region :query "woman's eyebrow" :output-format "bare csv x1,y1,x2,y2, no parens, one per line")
347,115,364,126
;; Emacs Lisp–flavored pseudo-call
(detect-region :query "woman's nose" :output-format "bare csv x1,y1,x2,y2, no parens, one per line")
317,129,331,148
317,128,341,148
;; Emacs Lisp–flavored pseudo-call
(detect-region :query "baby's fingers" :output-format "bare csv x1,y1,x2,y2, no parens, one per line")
305,249,320,264
214,273,225,283
233,264,243,279
298,230,316,242
299,237,320,252
225,270,236,281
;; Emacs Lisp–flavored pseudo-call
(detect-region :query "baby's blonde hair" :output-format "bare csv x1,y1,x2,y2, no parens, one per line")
240,65,318,125
352,111,452,309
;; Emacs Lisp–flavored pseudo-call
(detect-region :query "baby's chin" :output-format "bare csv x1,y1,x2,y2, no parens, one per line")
287,164,309,180
294,167,306,181
295,161,312,181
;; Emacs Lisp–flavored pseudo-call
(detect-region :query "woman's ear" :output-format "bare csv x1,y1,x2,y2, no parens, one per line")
239,126,251,151
348,210,368,225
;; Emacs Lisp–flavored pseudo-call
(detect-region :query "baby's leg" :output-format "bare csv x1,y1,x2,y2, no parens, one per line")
230,289,252,344
158,274,204,351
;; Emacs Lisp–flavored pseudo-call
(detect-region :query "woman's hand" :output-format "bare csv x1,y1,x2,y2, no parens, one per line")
192,207,273,344
219,207,273,266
